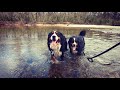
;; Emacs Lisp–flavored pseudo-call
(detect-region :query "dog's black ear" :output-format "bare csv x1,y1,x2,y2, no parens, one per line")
48,32,52,40
47,32,52,51
77,36,85,55
57,32,64,37
79,30,86,36
77,42,85,55
60,36,68,52
68,37,72,48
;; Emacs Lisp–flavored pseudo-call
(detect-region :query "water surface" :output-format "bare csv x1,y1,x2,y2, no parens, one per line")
0,27,120,78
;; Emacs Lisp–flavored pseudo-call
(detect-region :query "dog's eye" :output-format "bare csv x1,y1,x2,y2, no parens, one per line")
55,32,58,34
52,31,58,34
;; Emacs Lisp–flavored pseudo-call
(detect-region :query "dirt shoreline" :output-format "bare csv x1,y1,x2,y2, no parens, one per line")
0,23,120,29
28,24,120,29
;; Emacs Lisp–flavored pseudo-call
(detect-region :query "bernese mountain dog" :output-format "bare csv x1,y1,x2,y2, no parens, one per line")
47,31,67,64
68,30,86,55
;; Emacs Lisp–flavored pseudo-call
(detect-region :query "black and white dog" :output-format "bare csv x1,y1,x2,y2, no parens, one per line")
47,31,67,64
68,30,86,55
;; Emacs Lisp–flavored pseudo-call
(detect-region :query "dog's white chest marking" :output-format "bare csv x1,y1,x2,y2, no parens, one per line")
50,42,62,57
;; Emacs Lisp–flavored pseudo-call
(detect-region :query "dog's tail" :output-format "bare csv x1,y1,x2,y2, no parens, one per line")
79,30,86,36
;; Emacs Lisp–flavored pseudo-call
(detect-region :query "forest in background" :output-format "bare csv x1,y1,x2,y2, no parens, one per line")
0,12,120,26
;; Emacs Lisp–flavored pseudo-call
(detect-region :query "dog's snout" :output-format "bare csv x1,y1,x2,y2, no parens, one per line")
72,44,76,47
52,36,56,41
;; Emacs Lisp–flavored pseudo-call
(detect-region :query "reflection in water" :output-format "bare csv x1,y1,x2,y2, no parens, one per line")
0,27,120,78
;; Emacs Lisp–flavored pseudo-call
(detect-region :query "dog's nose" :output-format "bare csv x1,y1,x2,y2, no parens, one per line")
52,36,56,41
72,44,76,47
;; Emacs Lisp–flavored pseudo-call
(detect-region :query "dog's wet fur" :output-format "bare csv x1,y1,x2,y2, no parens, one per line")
47,31,67,64
68,30,86,55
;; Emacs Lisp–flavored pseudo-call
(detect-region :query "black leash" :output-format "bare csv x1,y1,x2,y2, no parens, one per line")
87,42,120,62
